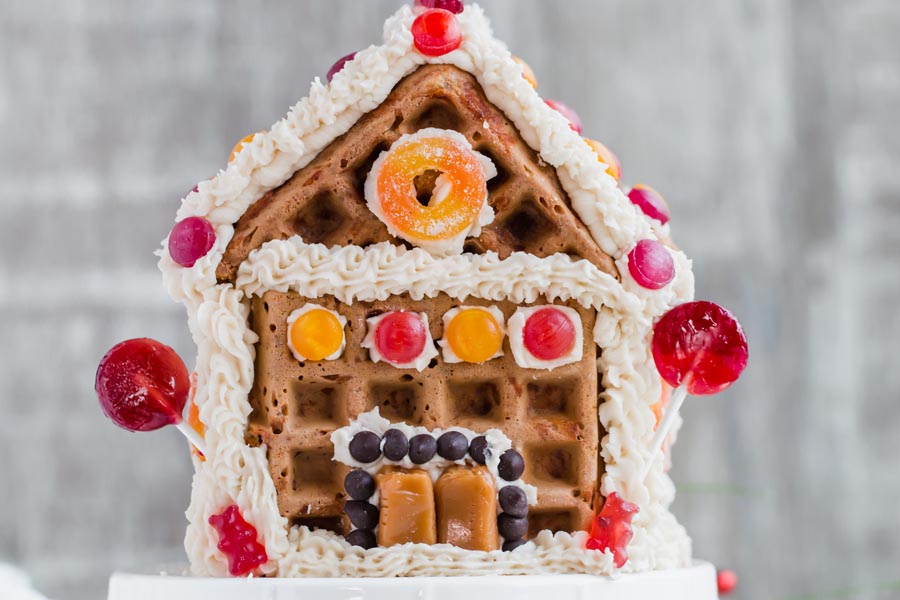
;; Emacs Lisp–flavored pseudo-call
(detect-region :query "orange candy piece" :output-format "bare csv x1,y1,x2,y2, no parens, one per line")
229,132,264,163
289,308,345,361
187,374,206,461
586,139,622,181
513,56,538,89
373,133,489,243
446,308,504,363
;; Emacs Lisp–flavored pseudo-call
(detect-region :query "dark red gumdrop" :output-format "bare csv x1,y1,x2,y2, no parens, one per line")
209,505,269,577
652,301,749,396
585,492,639,568
628,239,675,290
628,185,671,225
327,52,358,82
168,216,216,268
95,338,190,433
375,312,428,364
522,307,577,361
415,0,464,13
411,9,463,57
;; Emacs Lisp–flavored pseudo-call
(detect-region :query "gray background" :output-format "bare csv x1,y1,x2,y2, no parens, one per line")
1,1,898,599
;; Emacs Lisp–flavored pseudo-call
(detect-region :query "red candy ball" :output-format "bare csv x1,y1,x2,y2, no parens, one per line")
411,9,463,57
375,312,428,365
717,569,738,595
545,100,583,134
652,301,749,396
327,52,357,82
209,505,269,577
414,0,464,13
629,185,671,225
523,308,577,361
168,216,216,268
628,239,675,290
95,339,190,433
585,492,639,568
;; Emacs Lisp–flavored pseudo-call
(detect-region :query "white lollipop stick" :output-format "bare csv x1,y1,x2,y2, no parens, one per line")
640,385,688,481
175,421,208,457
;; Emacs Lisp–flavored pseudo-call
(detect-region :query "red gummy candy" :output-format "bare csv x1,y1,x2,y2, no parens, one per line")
209,505,269,577
585,492,639,568
717,569,738,595
375,312,428,365
95,339,190,433
327,52,357,82
652,302,749,396
415,0,464,14
412,9,463,57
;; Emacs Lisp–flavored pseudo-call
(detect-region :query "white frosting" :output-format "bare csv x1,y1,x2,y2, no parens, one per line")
361,312,440,372
285,304,347,362
439,306,506,364
364,128,497,257
159,3,697,579
507,306,584,370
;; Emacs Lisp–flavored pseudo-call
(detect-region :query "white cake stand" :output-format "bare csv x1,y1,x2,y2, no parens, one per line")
109,561,718,600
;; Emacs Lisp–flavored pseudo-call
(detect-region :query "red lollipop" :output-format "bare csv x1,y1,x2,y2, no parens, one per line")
641,302,748,480
96,338,207,453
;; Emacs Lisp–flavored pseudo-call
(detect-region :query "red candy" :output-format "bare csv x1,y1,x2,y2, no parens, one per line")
523,308,577,361
375,312,428,365
628,239,675,290
411,9,463,57
717,569,738,595
95,339,190,433
629,185,671,225
168,216,216,268
585,492,639,568
545,100,583,134
209,505,269,577
414,0,464,13
327,52,357,82
652,302,749,396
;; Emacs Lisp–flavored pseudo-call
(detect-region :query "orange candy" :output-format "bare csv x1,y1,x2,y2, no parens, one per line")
651,382,673,431
289,308,345,361
513,56,538,89
187,374,206,462
372,132,489,243
445,308,504,363
586,139,622,182
228,132,264,163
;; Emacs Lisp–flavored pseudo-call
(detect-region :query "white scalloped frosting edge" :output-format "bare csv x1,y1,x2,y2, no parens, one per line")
168,2,695,579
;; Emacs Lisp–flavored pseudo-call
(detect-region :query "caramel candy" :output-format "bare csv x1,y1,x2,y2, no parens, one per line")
376,468,437,546
435,466,499,551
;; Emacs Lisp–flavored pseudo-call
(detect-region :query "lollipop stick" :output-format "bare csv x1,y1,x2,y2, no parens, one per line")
640,385,688,481
175,421,208,457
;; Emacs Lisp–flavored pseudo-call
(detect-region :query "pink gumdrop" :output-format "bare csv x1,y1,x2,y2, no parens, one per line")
327,52,357,82
628,185,671,225
652,302,749,395
585,492,639,568
209,505,269,577
411,9,463,57
414,0,464,13
168,216,216,268
375,312,428,365
628,239,675,290
523,308,577,361
545,100,583,134
95,339,190,432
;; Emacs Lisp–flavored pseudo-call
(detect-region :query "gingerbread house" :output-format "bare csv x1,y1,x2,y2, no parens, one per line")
162,3,694,578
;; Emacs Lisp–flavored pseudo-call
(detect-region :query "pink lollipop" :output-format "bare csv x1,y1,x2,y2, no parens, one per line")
95,338,206,454
641,302,748,480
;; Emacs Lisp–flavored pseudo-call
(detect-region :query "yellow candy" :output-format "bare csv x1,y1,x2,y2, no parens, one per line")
289,307,345,362
586,139,623,182
228,132,264,163
513,56,538,89
446,308,504,364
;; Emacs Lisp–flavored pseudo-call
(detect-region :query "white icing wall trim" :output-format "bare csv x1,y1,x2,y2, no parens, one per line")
162,3,696,579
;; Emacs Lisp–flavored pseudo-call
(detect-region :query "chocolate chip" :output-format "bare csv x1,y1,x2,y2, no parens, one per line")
498,449,525,481
498,514,528,540
382,428,410,461
498,485,528,518
344,501,380,530
349,431,382,463
437,431,468,461
346,529,377,550
503,538,528,552
409,434,437,464
468,436,489,465
344,470,376,501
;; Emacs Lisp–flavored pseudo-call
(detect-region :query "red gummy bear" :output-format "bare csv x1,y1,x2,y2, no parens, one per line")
585,492,639,568
208,505,268,577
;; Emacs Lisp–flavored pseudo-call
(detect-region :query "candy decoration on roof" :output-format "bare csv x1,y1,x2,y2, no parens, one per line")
628,185,671,225
641,302,749,480
628,239,675,290
412,9,463,57
586,139,622,181
95,338,207,456
585,492,639,568
327,52,358,82
228,132,262,163
512,56,538,88
414,0,465,14
545,100,583,134
717,569,738,595
168,216,216,268
208,505,269,577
